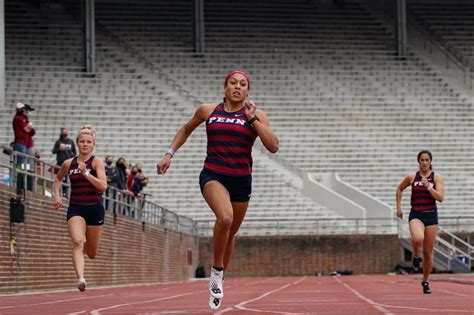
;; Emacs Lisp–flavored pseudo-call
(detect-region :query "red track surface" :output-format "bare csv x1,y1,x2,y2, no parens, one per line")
1,274,473,314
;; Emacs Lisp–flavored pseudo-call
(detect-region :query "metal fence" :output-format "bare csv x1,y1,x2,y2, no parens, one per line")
0,149,198,235
196,216,474,237
197,217,399,237
2,150,473,239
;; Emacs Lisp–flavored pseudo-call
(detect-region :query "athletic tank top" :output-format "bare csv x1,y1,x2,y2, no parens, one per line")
68,156,103,205
411,171,437,212
203,103,258,176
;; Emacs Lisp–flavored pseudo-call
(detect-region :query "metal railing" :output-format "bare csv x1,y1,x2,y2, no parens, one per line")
2,149,472,246
197,217,400,237
1,149,198,235
407,10,473,90
197,211,474,238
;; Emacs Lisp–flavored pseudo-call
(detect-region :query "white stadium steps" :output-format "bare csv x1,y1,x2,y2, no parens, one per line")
1,0,473,235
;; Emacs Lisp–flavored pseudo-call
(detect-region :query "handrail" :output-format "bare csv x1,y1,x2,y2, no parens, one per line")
403,3,469,70
432,246,452,270
195,214,474,237
435,234,470,258
197,217,399,237
438,225,474,251
406,10,472,89
1,150,198,235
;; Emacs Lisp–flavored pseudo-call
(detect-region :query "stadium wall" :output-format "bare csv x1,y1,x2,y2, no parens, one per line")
199,234,400,276
0,185,199,294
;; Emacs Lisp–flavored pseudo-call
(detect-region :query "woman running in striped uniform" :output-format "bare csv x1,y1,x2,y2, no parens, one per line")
156,70,279,309
396,150,444,294
54,125,107,292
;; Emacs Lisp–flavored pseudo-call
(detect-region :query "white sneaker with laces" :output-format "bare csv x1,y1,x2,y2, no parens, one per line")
209,267,224,299
77,278,87,292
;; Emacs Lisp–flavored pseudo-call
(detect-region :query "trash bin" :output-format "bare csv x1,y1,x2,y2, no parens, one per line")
457,255,469,264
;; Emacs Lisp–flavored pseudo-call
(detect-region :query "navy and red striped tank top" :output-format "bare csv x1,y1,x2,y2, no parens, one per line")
203,103,258,176
68,156,102,205
411,171,437,212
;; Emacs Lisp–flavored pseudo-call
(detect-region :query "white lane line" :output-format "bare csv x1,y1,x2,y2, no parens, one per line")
129,280,255,315
228,276,307,314
215,307,234,314
215,277,287,314
0,294,114,310
90,290,205,314
246,277,281,285
399,282,471,297
372,304,471,313
67,287,172,315
335,277,472,314
334,276,394,315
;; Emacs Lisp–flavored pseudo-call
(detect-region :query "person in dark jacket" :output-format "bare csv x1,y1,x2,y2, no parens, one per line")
52,128,77,167
52,128,76,196
104,155,119,212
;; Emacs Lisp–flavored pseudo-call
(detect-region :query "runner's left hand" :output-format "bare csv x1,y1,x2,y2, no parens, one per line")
244,100,257,119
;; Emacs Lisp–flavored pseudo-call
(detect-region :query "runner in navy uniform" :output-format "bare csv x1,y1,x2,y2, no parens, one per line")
156,70,279,309
396,150,444,294
54,125,107,292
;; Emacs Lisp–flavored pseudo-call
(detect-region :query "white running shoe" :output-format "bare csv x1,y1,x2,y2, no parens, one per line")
77,278,87,292
209,267,224,299
209,295,222,310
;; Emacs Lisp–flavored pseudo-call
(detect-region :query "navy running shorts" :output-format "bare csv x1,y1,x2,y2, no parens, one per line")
67,202,105,226
409,210,438,226
199,168,252,202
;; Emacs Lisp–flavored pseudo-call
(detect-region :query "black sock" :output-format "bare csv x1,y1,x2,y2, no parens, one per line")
213,266,224,272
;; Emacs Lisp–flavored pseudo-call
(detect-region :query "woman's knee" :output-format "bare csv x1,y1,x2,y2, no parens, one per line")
412,235,424,245
71,237,85,250
216,214,233,229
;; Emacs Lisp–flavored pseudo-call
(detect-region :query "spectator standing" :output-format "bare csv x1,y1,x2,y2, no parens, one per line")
125,166,138,217
12,102,35,169
104,155,119,212
132,173,144,197
52,128,77,167
132,175,149,219
115,157,131,216
115,157,128,191
52,128,76,196
127,166,137,192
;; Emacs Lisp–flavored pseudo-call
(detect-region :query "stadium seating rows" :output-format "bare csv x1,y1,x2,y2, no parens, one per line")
1,0,472,235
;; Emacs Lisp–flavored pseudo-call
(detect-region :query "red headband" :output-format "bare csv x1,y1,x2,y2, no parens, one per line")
224,70,250,89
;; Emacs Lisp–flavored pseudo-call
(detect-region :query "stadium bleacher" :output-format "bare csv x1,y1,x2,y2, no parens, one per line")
407,0,474,70
1,0,473,235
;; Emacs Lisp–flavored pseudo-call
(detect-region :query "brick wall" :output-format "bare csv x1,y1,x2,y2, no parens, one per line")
199,234,401,276
0,185,199,294
0,184,404,294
